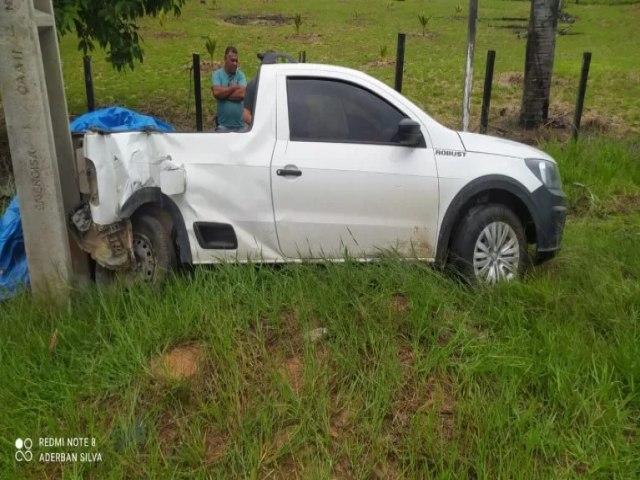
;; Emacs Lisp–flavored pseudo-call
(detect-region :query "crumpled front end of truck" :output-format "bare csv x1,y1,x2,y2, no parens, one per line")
69,132,186,271
70,202,134,270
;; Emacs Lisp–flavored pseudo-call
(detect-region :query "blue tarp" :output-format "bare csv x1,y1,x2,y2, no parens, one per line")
0,197,29,300
69,106,175,133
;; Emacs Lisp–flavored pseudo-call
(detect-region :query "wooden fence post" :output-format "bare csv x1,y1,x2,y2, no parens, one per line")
572,52,592,141
480,50,496,134
394,33,406,93
193,53,203,132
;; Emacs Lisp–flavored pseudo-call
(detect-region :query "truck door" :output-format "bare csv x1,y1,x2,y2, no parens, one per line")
271,74,440,259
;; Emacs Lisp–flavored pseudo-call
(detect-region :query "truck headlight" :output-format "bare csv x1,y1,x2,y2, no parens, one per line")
525,158,563,191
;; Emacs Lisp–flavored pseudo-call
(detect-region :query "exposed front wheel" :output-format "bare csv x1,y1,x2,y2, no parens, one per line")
95,213,176,286
450,204,529,284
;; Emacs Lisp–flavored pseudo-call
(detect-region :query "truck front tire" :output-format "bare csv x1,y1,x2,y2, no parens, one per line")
450,204,529,284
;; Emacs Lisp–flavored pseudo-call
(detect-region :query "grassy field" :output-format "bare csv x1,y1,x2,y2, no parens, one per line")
1,0,640,477
55,0,640,134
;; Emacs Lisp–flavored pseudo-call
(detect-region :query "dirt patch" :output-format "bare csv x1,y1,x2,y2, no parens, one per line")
489,24,528,31
270,425,296,452
484,103,632,145
269,459,305,479
437,327,454,347
408,32,438,40
205,429,229,465
495,71,524,87
373,462,402,479
284,33,322,43
41,462,64,479
580,112,630,136
425,376,456,440
398,345,415,370
390,293,410,315
281,308,299,329
332,460,355,478
487,17,528,22
259,307,304,351
157,411,180,454
574,462,588,476
490,12,578,35
224,14,291,26
364,59,395,68
148,31,186,40
254,308,311,394
608,193,640,215
390,374,456,441
149,344,204,381
279,356,304,394
348,17,370,27
627,72,640,83
329,408,354,440
257,317,279,351
199,60,223,73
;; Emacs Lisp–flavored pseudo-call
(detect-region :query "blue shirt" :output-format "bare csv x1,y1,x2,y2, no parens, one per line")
212,68,247,129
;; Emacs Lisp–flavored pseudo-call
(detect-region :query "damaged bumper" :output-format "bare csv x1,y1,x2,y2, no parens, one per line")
70,203,134,270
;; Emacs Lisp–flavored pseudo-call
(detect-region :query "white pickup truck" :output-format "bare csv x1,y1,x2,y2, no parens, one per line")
70,53,566,284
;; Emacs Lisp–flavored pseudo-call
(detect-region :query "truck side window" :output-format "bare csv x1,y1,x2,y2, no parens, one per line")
287,78,407,145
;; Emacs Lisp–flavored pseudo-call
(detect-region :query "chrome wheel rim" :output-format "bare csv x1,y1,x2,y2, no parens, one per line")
473,221,520,284
132,233,157,282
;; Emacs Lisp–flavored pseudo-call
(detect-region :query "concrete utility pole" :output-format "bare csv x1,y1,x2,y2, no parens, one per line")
0,0,89,297
462,0,479,132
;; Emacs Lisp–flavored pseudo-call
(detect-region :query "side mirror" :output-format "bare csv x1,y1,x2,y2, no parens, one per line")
397,118,424,147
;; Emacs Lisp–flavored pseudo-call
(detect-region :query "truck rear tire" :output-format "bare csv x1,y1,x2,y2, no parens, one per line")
95,213,176,286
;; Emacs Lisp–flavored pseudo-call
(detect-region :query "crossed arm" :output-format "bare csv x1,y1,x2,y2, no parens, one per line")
212,85,246,102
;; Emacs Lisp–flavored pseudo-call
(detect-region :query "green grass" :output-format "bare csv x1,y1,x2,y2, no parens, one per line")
1,138,639,478
0,220,638,478
544,137,640,218
547,136,640,190
55,0,640,132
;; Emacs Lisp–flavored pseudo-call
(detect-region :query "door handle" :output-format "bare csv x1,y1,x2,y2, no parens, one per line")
276,168,302,177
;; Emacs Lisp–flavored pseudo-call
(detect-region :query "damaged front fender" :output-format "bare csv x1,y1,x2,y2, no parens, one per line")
70,203,134,270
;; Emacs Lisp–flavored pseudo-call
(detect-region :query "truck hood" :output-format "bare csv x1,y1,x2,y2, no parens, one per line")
457,132,554,162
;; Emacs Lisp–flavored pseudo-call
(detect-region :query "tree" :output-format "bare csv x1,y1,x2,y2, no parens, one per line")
53,0,186,71
520,0,560,129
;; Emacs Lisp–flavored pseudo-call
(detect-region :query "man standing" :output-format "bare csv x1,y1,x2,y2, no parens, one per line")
212,46,247,131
